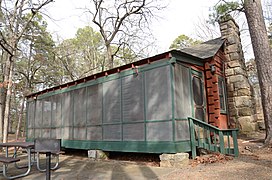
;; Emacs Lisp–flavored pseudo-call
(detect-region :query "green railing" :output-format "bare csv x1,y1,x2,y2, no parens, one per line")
188,117,239,159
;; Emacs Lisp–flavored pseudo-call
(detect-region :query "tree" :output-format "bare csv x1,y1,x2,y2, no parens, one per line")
0,0,53,142
212,0,272,145
14,13,55,140
54,26,105,82
268,24,272,47
244,0,272,145
169,34,202,49
89,0,164,69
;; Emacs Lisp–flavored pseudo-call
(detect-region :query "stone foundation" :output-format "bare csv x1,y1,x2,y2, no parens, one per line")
159,153,189,168
88,150,109,160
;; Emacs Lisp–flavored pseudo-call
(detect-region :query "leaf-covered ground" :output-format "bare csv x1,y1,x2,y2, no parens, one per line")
162,131,272,179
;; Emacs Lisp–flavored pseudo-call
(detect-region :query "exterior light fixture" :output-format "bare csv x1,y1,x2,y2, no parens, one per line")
210,64,216,75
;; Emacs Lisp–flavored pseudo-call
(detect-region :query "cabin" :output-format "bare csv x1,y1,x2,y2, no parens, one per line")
26,38,238,156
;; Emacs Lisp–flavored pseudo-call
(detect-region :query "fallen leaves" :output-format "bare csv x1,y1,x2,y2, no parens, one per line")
190,153,234,167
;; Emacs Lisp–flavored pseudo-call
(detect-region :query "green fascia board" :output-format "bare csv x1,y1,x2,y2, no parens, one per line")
171,51,204,66
33,58,176,100
61,140,191,153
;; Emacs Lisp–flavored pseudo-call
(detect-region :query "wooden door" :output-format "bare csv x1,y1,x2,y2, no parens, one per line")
191,70,206,121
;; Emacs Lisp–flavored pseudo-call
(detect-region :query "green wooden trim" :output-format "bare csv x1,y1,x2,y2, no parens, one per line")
61,140,191,153
171,52,204,66
120,78,124,141
85,87,88,140
207,128,212,150
41,99,44,134
170,63,176,142
60,93,64,139
188,117,239,157
143,72,147,142
49,98,52,138
189,68,194,117
71,91,75,139
191,69,203,77
146,119,172,123
189,118,197,159
219,131,225,154
25,102,29,139
191,69,207,122
174,118,188,121
218,75,227,113
232,130,239,157
169,57,177,64
101,82,104,140
227,133,230,154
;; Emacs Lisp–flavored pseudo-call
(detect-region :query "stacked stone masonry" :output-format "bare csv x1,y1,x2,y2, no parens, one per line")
219,16,258,133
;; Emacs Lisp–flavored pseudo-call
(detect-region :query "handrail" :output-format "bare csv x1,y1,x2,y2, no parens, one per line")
188,117,239,159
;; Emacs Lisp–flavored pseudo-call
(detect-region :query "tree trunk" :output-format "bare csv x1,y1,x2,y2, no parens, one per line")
3,55,14,143
0,53,9,142
244,0,272,145
106,43,114,69
15,97,25,141
0,85,5,141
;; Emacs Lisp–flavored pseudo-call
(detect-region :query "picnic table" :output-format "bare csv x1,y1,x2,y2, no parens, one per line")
0,141,34,179
0,139,61,180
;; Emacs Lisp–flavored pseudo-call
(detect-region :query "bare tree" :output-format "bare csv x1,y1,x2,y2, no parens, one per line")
195,17,221,41
0,0,53,142
89,0,165,69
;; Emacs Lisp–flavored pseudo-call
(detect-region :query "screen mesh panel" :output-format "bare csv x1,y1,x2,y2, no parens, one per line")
62,92,73,126
63,127,72,140
174,64,192,118
123,123,145,141
42,98,52,127
34,128,42,138
103,125,121,141
41,129,50,138
73,127,86,140
146,66,172,120
122,74,144,122
103,79,121,123
27,101,35,128
175,120,190,141
74,88,87,127
51,94,62,127
195,108,205,121
28,129,34,138
192,76,204,106
50,128,56,139
87,84,102,125
55,128,62,139
34,100,42,127
87,126,102,140
146,121,172,141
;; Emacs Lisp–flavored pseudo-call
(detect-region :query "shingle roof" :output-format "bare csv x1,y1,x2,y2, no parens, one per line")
179,37,225,59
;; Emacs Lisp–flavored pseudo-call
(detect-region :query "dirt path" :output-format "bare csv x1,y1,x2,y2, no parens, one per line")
162,131,272,180
3,132,272,179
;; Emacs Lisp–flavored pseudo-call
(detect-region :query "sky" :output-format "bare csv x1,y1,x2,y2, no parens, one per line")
43,0,254,59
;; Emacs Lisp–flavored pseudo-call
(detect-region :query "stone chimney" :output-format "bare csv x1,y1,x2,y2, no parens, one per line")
219,15,257,133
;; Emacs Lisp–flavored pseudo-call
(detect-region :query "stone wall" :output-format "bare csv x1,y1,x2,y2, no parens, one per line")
219,16,257,134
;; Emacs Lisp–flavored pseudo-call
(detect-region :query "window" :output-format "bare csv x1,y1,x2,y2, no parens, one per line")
218,76,227,112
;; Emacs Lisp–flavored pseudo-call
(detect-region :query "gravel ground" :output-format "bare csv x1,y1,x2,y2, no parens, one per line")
162,131,272,180
3,131,272,180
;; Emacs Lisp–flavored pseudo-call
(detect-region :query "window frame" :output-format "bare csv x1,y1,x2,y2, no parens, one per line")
218,76,227,113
